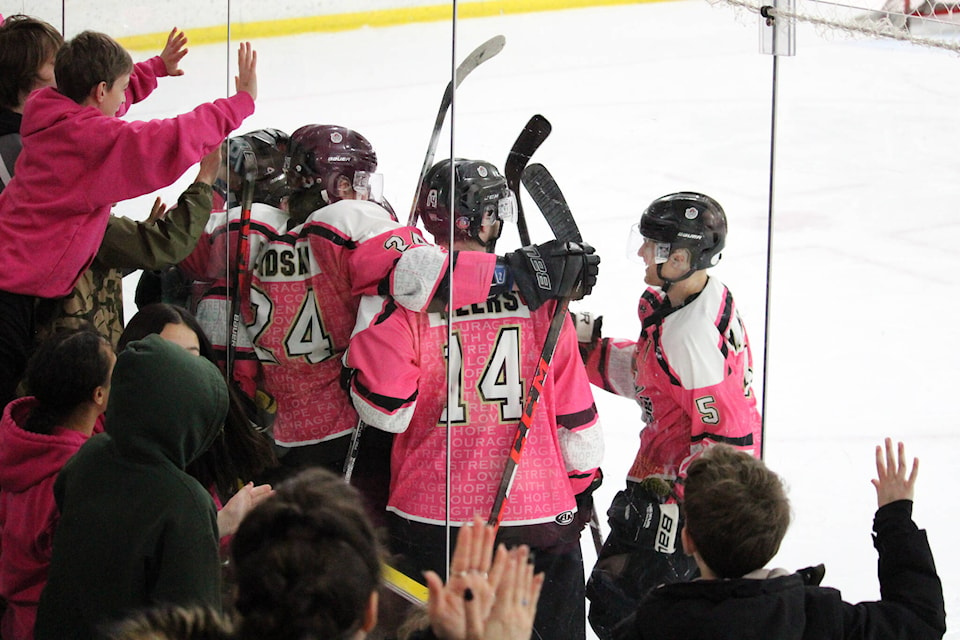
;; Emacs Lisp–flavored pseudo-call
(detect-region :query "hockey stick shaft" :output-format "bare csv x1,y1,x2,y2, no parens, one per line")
487,168,584,528
343,418,366,482
407,35,506,227
488,291,574,527
505,114,552,246
227,176,255,378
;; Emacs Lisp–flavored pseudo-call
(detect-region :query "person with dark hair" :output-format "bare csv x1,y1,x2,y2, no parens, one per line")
0,18,222,349
230,467,382,640
35,335,229,640
579,192,761,638
230,468,543,640
187,124,598,486
613,441,946,640
345,158,603,640
0,14,63,191
0,328,114,640
118,303,276,537
0,25,257,407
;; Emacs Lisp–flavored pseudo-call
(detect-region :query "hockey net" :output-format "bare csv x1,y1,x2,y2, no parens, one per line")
711,0,960,52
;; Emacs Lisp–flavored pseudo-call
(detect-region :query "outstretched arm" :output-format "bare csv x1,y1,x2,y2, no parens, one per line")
839,439,944,640
872,437,918,508
234,41,257,101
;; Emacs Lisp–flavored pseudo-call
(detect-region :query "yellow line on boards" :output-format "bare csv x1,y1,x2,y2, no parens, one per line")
116,0,674,50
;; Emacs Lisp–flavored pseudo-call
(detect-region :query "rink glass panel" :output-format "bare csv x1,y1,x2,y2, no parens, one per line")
44,0,960,630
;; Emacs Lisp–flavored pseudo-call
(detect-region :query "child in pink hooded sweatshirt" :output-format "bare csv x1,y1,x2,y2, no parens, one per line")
0,328,116,640
0,28,257,406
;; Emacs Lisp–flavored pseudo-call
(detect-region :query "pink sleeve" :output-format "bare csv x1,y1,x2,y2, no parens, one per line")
550,310,604,495
585,336,638,398
346,299,421,433
86,92,254,207
117,56,167,116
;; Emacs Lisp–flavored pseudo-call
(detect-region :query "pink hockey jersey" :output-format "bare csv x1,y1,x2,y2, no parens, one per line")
188,199,497,446
0,79,253,298
585,276,760,490
346,292,604,526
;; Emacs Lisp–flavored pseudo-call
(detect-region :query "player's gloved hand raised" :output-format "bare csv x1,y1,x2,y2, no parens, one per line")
502,240,601,311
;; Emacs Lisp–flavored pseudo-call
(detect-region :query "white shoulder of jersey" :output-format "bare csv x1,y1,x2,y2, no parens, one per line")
658,277,729,390
207,202,291,234
308,199,403,244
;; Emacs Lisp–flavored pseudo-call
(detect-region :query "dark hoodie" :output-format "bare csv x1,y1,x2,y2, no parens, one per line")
34,335,228,640
614,501,945,640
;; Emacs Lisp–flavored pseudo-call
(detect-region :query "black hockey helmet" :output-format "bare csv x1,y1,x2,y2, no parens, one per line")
417,158,516,249
227,128,290,208
638,192,727,270
286,125,378,205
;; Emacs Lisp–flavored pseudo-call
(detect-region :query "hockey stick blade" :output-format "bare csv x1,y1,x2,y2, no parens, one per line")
505,114,552,246
521,163,582,244
408,35,507,226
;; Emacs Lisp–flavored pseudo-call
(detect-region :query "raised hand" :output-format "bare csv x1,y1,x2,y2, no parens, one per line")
424,514,501,640
466,545,544,640
216,482,274,537
145,197,167,224
159,27,188,76
196,144,223,186
871,438,919,508
235,41,258,101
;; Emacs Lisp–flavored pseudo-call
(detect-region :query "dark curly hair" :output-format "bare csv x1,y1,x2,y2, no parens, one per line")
22,328,112,435
231,468,383,640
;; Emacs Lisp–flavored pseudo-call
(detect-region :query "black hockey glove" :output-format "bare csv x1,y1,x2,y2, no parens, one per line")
502,240,600,311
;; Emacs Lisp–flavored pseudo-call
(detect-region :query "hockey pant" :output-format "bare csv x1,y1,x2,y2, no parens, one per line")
585,481,698,640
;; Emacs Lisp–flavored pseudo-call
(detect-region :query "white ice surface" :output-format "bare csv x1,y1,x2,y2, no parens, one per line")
112,2,960,635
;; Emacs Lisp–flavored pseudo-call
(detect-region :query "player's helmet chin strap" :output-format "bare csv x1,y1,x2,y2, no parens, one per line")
655,262,697,294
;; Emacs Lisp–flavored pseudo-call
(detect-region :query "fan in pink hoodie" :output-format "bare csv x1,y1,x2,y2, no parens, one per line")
0,27,257,408
0,329,115,640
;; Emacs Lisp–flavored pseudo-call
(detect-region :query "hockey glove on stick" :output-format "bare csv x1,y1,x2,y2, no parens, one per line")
501,240,600,311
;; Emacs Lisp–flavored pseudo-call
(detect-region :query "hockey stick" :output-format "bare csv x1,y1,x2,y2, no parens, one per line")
226,170,255,378
519,164,581,244
487,165,583,528
504,115,552,246
343,419,366,482
407,35,506,227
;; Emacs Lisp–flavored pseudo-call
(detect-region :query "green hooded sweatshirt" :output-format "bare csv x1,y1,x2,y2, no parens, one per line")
35,334,228,640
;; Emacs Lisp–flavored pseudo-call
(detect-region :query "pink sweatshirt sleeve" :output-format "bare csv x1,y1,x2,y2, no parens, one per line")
86,91,254,207
117,56,168,116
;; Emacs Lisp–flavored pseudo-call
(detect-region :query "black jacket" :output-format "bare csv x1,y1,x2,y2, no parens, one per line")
615,500,945,640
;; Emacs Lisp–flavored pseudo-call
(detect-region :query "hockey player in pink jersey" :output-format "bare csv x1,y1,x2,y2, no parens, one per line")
187,127,600,485
345,158,604,640
579,192,762,640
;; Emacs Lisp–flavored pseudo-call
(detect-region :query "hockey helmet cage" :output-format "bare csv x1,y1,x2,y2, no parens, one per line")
227,128,291,208
287,125,378,205
418,158,515,244
639,192,727,270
